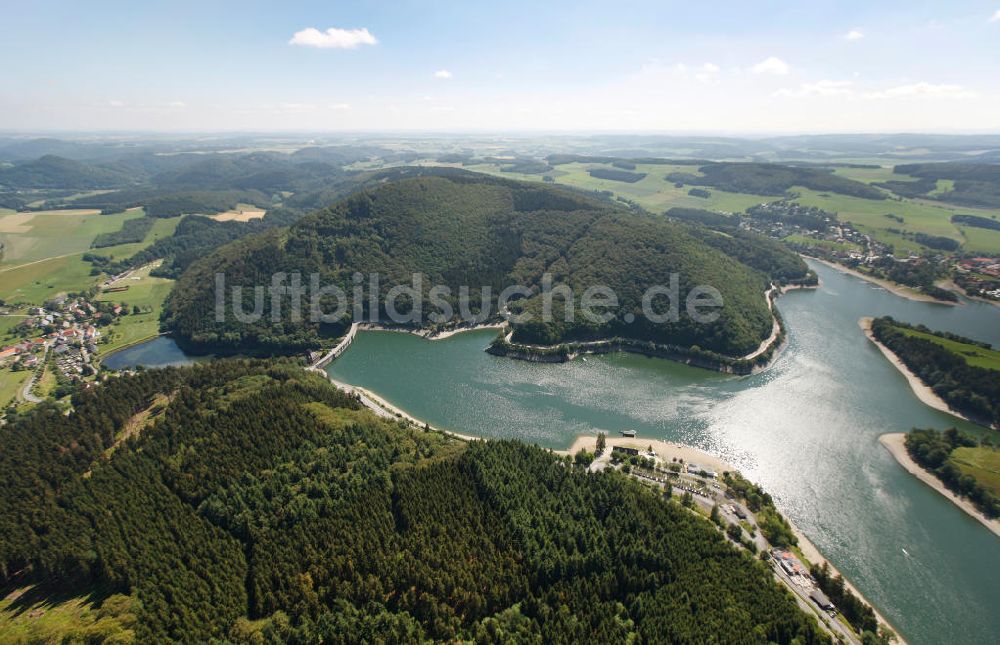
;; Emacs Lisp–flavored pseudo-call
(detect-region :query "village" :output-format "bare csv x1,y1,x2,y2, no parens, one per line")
739,200,1000,302
0,294,128,382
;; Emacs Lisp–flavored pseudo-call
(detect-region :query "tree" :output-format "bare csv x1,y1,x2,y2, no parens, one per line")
595,432,606,456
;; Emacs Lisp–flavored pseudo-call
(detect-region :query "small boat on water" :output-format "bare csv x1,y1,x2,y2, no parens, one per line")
901,547,910,557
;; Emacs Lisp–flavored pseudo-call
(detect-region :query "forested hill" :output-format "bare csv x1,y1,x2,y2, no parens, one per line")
0,360,828,642
165,173,808,356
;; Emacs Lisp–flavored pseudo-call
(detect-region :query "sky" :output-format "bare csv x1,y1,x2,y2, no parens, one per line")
2,0,1000,133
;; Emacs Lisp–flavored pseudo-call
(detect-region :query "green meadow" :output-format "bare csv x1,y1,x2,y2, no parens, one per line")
896,326,1000,371
438,160,1000,255
465,161,775,213
0,367,31,408
951,446,1000,497
96,262,175,356
0,208,145,264
0,215,181,304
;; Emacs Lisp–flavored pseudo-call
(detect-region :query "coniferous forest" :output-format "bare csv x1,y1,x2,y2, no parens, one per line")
0,360,829,643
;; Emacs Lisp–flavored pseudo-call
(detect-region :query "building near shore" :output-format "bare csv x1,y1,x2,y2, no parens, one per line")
810,589,835,612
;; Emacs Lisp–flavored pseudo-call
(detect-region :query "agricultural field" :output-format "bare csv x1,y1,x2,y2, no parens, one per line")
0,208,144,264
788,187,1000,255
956,225,1000,255
950,446,1000,497
211,203,267,222
95,261,175,356
429,159,1000,256
897,326,1000,371
0,366,31,408
830,165,914,185
464,161,776,213
0,215,181,305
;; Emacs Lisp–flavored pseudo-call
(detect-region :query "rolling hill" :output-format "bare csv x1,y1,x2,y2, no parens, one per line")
164,172,808,356
0,360,829,642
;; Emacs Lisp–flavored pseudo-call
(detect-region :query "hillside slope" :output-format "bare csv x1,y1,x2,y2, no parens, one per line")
165,173,807,356
0,361,828,642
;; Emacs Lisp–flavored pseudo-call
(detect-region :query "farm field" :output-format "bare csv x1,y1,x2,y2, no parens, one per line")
464,161,776,213
427,159,1000,255
956,225,1000,255
211,203,267,222
95,261,174,356
0,366,31,408
0,208,145,264
788,187,1000,255
896,326,1000,371
951,446,1000,497
830,165,914,185
0,216,181,305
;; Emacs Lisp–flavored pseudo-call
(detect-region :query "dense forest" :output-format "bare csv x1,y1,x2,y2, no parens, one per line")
869,317,1000,427
952,213,1000,231
885,163,1000,208
164,173,809,356
665,163,886,199
90,215,156,248
904,428,999,518
587,167,647,183
0,360,829,642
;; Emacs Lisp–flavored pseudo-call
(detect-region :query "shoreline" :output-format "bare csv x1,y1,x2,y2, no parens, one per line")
879,433,1000,540
789,523,904,642
858,317,974,424
312,354,898,641
558,434,734,474
810,257,955,306
488,282,797,375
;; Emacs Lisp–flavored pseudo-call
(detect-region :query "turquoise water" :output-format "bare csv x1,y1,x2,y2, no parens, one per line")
326,260,1000,644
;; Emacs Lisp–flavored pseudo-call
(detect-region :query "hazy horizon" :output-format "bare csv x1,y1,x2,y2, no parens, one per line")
4,0,1000,133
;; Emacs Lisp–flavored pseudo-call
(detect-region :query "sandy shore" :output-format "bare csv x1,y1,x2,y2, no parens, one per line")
858,317,973,423
880,433,1000,539
812,257,954,305
780,282,819,294
317,360,900,641
559,434,734,474
790,523,906,642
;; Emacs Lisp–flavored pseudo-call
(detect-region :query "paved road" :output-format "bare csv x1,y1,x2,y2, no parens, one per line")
17,347,48,404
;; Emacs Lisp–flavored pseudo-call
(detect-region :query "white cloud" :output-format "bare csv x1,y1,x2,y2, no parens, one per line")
168,101,187,108
108,100,124,107
775,80,854,98
330,103,351,110
289,27,377,49
751,57,790,75
434,69,453,79
694,62,720,84
844,29,864,41
864,82,978,100
991,9,1000,22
